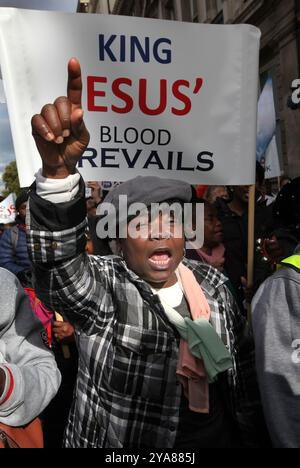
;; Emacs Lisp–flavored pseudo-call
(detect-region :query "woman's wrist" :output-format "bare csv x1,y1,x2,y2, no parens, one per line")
42,163,76,179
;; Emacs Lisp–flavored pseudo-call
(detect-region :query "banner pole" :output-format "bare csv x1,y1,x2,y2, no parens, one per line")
247,184,256,323
277,176,281,192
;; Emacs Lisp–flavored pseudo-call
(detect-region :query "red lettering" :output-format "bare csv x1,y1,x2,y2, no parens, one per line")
139,79,167,116
87,76,108,112
86,76,203,116
112,78,134,114
172,80,192,116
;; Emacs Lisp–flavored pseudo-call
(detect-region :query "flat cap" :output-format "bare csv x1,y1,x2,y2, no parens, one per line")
100,176,192,235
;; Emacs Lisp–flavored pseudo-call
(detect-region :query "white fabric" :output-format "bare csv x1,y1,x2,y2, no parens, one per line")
0,366,11,405
151,280,183,308
35,169,80,203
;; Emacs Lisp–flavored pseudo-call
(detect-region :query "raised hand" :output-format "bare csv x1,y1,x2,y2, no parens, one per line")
31,58,90,179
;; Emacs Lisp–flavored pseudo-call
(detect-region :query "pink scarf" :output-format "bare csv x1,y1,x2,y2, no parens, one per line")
197,244,225,268
176,264,211,413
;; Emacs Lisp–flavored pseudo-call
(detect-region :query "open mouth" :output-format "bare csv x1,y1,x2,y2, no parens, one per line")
148,248,173,269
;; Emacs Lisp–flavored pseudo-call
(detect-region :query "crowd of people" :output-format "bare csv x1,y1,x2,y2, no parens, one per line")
0,58,300,449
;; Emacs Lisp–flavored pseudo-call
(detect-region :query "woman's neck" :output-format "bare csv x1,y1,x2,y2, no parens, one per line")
148,272,178,290
201,244,213,256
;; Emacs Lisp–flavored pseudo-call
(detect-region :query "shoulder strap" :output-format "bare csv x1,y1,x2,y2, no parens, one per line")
10,226,19,254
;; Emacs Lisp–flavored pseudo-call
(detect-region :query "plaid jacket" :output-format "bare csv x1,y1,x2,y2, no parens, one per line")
27,181,263,448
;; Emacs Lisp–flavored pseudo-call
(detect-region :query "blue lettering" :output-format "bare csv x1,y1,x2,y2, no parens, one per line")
120,35,126,62
153,38,172,64
98,35,172,64
78,148,98,168
131,36,150,63
99,34,117,62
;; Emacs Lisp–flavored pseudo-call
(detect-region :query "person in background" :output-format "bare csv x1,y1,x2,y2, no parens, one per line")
258,178,300,268
0,193,76,448
0,191,31,284
263,180,277,206
215,162,274,310
0,268,61,428
0,222,15,238
186,199,242,305
252,178,300,448
279,175,292,190
86,181,112,256
204,186,229,205
41,315,78,448
186,199,225,272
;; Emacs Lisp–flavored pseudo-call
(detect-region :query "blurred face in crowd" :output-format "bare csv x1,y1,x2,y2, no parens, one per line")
86,199,98,217
206,186,229,204
203,203,223,249
234,185,251,204
18,202,27,222
280,177,291,189
119,209,185,289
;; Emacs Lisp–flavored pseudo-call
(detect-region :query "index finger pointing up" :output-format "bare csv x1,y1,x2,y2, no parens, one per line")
67,57,82,108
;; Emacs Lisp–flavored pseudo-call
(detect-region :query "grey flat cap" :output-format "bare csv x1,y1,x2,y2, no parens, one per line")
100,176,192,234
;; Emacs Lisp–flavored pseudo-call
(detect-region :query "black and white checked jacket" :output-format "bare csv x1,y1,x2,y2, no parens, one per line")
27,179,263,448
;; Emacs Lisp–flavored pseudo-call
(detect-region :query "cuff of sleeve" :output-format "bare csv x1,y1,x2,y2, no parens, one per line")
0,366,14,406
35,169,80,203
28,174,87,232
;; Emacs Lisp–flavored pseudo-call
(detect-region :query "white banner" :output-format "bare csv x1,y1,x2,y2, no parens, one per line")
257,77,276,161
0,193,16,224
264,135,282,180
256,77,281,178
0,78,5,104
0,8,260,187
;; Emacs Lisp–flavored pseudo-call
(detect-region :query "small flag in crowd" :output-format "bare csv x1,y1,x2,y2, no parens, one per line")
0,193,16,224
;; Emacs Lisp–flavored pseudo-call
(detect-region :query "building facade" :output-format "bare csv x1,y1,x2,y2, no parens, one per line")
79,0,300,178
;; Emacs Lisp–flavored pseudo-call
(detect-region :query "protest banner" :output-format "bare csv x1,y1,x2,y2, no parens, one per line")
0,193,16,224
0,8,260,187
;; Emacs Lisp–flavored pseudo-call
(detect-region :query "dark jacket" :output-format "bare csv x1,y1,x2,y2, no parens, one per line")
215,198,274,307
0,218,31,276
